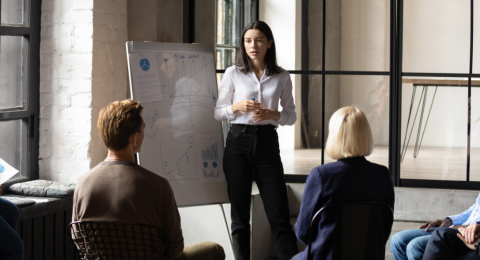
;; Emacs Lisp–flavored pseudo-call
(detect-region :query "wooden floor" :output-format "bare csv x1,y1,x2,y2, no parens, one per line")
280,146,480,181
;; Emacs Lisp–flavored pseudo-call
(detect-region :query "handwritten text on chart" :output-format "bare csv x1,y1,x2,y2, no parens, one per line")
145,110,160,138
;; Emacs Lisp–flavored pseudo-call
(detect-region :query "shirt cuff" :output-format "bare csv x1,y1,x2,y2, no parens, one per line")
277,111,285,125
226,105,237,120
446,216,462,226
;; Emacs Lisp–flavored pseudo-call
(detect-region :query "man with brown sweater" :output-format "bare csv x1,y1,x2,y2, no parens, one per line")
72,100,225,260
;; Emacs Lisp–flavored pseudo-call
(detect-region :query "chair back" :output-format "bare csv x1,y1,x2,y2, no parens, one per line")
307,201,393,260
69,221,170,260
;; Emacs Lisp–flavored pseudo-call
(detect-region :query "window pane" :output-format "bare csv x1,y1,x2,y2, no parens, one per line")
400,77,468,180
403,0,470,73
1,0,24,25
216,0,240,47
324,75,389,167
469,78,480,181
0,120,23,178
0,36,26,110
325,0,390,71
216,47,236,70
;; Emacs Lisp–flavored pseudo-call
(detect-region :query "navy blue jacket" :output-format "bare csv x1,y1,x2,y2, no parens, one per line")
294,157,394,260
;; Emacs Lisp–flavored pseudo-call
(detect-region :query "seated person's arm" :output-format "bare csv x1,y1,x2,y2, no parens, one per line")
295,168,323,245
446,203,477,226
162,182,184,259
418,203,476,231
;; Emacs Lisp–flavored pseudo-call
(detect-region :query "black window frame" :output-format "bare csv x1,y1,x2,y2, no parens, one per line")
213,0,479,190
0,0,41,180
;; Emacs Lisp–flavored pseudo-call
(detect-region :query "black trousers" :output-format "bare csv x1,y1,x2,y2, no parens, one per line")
223,124,299,260
423,227,480,260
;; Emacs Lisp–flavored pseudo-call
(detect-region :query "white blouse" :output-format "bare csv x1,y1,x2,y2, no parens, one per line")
214,66,296,126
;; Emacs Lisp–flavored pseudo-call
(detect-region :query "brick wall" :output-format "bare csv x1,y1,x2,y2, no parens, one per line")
39,0,128,182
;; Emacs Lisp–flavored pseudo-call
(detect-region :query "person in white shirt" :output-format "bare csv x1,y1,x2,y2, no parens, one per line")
214,20,298,260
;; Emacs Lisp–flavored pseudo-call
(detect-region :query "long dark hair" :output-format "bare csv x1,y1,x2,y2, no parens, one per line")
234,21,283,76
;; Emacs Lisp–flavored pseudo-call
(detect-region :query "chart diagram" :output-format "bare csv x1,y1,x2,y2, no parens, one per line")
196,134,225,182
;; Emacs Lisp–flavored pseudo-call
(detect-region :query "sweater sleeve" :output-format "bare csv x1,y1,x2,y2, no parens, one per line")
295,167,323,245
161,181,184,258
277,73,297,126
214,67,237,121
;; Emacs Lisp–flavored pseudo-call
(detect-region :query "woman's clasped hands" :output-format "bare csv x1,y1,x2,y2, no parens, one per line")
232,99,280,122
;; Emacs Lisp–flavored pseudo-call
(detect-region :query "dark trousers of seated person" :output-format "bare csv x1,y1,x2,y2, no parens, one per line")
0,197,24,260
423,227,480,260
223,124,299,260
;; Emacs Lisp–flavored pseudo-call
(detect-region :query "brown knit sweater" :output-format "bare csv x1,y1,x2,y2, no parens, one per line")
72,161,184,259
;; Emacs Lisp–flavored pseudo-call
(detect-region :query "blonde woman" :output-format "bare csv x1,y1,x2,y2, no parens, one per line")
292,106,394,260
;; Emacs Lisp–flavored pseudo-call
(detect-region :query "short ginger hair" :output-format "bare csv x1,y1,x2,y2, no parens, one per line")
97,99,144,150
325,106,373,160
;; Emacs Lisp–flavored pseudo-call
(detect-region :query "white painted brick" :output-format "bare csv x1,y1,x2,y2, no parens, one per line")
65,10,94,24
52,119,76,133
43,24,75,38
52,92,72,107
41,0,54,11
53,39,75,53
60,53,93,67
63,135,91,147
60,107,91,121
73,0,94,10
73,66,93,79
62,79,92,93
40,54,53,66
71,93,92,107
73,146,90,160
39,0,127,182
73,39,93,53
40,67,53,82
59,159,90,175
50,145,73,159
40,105,53,119
40,38,56,53
72,120,93,135
52,66,73,80
74,23,94,38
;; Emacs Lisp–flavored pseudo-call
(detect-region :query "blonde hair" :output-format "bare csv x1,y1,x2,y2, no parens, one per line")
98,99,144,150
325,106,373,160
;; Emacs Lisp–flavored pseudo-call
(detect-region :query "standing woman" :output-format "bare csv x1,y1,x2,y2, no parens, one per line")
214,21,298,260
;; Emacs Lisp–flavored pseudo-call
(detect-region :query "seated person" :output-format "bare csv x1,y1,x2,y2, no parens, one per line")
73,99,225,260
291,106,395,260
0,184,24,260
422,223,480,259
391,192,480,260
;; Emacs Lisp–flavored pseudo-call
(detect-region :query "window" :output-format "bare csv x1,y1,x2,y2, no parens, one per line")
0,0,41,179
215,0,480,189
215,0,258,71
215,0,258,139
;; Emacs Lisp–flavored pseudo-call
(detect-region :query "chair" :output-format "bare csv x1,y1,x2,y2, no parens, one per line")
307,201,394,260
69,221,170,260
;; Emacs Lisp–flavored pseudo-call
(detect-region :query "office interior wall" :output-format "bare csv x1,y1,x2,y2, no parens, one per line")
39,0,95,182
39,0,128,182
127,0,158,41
90,0,129,168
